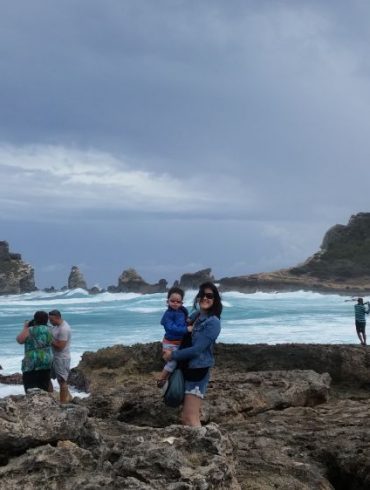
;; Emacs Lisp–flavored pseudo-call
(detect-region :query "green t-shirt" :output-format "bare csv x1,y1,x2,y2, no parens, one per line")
21,325,53,373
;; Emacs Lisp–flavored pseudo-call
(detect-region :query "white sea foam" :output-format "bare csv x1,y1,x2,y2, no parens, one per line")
126,307,163,313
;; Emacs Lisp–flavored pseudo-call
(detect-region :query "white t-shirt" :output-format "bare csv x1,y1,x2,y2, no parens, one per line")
51,320,71,360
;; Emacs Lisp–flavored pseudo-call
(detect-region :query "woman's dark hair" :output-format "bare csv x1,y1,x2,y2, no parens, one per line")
167,286,185,300
33,310,49,325
193,282,222,318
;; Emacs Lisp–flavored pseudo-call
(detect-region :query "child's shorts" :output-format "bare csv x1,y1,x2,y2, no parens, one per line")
184,369,210,399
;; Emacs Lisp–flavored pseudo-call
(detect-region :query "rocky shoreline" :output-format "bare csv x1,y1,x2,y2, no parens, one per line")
2,212,370,296
1,342,370,488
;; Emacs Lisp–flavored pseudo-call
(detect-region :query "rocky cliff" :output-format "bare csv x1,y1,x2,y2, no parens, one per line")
0,241,36,295
220,212,370,294
1,343,370,488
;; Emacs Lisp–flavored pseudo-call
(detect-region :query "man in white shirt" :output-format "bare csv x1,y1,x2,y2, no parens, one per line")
48,309,72,403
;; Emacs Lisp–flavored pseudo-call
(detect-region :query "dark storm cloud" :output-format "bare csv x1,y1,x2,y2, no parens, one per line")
1,1,370,287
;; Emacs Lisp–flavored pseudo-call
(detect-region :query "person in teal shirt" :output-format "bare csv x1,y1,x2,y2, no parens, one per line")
354,297,369,345
16,310,53,393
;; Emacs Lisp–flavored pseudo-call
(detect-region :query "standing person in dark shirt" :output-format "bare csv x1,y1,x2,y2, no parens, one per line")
16,310,53,393
354,297,369,345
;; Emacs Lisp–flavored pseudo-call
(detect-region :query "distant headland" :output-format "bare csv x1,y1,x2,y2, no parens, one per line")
2,212,370,295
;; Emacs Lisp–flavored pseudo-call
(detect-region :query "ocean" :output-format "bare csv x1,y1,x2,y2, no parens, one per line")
0,288,360,397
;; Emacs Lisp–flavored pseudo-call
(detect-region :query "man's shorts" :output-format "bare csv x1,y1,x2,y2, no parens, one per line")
51,357,71,382
184,369,210,399
356,321,366,333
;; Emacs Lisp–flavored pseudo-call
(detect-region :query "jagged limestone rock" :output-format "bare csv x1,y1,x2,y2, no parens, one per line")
0,241,36,295
109,268,167,294
68,265,87,290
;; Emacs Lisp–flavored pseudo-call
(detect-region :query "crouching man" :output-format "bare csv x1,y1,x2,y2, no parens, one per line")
48,309,72,403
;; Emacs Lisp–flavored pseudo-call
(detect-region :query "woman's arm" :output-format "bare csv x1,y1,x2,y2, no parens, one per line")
168,316,221,362
16,321,30,344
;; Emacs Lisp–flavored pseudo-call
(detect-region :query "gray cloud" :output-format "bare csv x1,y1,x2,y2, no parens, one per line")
0,1,369,287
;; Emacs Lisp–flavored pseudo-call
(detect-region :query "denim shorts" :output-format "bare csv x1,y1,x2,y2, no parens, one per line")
184,369,210,399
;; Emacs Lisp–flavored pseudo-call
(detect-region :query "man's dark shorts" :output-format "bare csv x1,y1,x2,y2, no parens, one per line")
356,320,366,333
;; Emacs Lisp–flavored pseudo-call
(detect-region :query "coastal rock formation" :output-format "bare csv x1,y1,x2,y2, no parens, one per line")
2,343,370,488
0,390,89,465
0,241,36,295
220,212,370,294
68,266,87,290
69,342,370,394
108,268,167,294
178,268,215,290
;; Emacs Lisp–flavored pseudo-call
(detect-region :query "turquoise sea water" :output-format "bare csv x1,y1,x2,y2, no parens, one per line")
0,288,360,381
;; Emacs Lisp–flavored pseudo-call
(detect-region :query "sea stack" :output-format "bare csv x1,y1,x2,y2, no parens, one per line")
68,266,87,290
109,268,167,294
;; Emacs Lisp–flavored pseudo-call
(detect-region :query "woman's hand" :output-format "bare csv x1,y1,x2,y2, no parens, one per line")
163,350,172,362
187,324,193,333
16,322,30,344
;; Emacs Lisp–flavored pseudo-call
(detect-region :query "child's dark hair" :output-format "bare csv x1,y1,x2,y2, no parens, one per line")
167,286,185,300
194,282,222,318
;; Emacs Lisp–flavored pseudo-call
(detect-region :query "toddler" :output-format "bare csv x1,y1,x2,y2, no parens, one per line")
157,287,192,388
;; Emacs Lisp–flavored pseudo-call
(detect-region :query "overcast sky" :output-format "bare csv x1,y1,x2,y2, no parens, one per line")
1,1,369,289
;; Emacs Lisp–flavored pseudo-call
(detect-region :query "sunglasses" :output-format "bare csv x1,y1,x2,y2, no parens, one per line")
198,292,214,300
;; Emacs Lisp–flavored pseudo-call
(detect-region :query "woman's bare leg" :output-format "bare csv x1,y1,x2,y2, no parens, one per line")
181,394,202,427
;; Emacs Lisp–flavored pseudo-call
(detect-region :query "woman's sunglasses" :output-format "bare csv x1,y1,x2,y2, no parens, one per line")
198,292,214,300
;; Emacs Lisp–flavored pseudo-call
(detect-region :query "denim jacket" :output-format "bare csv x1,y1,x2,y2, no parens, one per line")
171,313,221,368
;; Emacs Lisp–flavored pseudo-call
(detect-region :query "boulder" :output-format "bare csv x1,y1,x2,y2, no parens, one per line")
0,390,88,464
68,266,87,290
0,372,22,385
0,241,36,295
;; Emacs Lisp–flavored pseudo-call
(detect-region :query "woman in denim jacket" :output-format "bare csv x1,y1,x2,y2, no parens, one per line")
163,282,222,426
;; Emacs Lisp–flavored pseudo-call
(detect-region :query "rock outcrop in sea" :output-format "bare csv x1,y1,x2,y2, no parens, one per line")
0,241,36,295
3,212,370,295
178,268,215,290
1,342,370,488
219,212,370,294
108,268,167,294
68,266,88,290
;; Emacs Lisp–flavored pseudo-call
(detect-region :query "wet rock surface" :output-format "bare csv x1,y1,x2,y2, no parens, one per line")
1,343,370,488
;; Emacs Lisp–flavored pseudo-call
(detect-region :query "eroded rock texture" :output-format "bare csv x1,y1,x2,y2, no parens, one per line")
68,266,88,290
1,343,370,488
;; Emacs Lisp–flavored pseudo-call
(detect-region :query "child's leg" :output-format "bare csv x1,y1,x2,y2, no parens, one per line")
157,343,180,386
